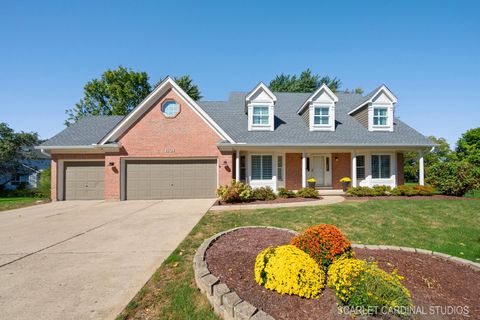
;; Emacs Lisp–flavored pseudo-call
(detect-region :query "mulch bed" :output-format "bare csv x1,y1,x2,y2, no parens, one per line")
214,197,320,206
205,228,479,320
345,195,479,201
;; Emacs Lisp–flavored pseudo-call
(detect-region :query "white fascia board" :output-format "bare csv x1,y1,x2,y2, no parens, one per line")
35,144,120,150
99,77,234,144
246,82,277,102
297,84,338,114
348,85,398,115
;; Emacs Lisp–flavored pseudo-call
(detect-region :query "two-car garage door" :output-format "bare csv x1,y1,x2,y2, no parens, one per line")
63,159,217,200
125,159,217,200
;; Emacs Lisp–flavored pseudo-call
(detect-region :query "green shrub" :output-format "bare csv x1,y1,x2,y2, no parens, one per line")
427,161,480,196
253,186,277,201
391,185,419,196
36,168,51,198
296,188,319,198
372,185,391,196
346,187,376,197
216,180,253,203
277,187,296,198
328,258,412,316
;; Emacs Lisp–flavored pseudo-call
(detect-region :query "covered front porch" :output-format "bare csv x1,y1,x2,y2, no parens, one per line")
229,147,428,191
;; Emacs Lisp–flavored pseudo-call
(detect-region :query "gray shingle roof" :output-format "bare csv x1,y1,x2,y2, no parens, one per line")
199,91,434,147
41,116,124,146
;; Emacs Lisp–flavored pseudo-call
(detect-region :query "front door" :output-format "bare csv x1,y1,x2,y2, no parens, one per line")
311,156,325,186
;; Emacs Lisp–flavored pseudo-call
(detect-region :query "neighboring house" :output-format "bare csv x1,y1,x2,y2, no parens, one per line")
0,150,50,190
37,77,434,201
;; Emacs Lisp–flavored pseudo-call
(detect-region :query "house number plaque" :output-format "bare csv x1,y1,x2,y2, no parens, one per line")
163,147,175,153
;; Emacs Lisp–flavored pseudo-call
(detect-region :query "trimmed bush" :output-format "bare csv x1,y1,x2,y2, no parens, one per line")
372,185,391,196
295,187,320,198
253,186,277,201
277,187,296,198
254,245,326,299
216,180,253,203
413,185,435,196
291,224,353,269
391,185,418,196
346,187,376,197
427,161,480,196
328,258,412,316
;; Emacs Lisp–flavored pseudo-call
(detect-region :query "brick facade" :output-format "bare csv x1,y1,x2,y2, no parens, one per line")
332,153,351,189
52,88,233,201
396,152,405,186
285,153,302,190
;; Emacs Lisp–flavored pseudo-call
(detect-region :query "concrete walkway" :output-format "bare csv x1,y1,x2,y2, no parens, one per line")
210,195,345,211
0,199,215,320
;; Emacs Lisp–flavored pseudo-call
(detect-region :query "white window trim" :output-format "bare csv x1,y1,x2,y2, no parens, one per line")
368,103,394,132
309,103,335,131
277,155,284,181
370,153,394,181
248,153,276,190
356,154,366,182
248,102,274,131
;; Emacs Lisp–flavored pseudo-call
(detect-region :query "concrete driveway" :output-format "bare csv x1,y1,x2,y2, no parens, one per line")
0,199,214,320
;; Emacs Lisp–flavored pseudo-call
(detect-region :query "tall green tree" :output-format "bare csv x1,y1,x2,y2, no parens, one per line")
404,136,452,182
0,123,41,185
456,127,480,165
65,66,202,125
268,69,341,93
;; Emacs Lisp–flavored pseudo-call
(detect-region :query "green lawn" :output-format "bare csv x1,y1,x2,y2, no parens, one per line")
0,197,48,212
116,199,480,320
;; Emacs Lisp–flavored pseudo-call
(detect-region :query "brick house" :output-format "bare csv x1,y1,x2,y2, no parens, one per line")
37,78,434,200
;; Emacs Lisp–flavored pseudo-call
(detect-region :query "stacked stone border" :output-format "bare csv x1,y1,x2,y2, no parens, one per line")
193,226,480,320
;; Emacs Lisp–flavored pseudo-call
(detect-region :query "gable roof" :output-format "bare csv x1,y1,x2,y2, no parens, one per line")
40,116,124,147
297,83,338,114
199,91,434,147
99,77,234,144
348,84,398,115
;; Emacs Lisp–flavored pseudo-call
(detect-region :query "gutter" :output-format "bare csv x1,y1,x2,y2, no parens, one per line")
34,143,121,155
217,143,437,149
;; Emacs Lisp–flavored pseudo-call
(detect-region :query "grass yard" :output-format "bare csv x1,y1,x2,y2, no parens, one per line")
0,197,48,212
116,199,480,320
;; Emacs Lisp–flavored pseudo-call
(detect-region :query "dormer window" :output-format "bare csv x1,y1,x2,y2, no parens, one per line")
313,106,330,125
373,107,388,126
252,106,270,125
297,84,338,132
246,83,277,131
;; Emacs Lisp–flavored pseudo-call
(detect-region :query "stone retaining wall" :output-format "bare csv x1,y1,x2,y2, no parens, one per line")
194,226,480,320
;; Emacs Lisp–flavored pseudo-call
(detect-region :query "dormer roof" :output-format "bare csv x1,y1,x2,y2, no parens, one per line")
245,82,277,103
348,84,398,115
297,83,338,114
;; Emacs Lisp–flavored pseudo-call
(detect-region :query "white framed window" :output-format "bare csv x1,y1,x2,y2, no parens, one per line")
373,107,388,126
240,156,246,181
356,155,366,179
251,155,273,180
371,155,391,179
277,155,283,181
314,106,330,125
252,106,269,125
161,100,180,118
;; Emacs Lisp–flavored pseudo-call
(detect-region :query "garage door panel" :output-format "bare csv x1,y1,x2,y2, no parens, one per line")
126,159,217,200
64,162,105,200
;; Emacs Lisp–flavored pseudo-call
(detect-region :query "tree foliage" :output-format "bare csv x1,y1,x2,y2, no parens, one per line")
0,123,41,184
268,69,341,93
455,127,480,165
427,161,480,196
65,66,202,125
404,136,452,182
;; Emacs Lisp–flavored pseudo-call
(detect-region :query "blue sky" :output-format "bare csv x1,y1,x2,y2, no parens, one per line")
1,0,479,147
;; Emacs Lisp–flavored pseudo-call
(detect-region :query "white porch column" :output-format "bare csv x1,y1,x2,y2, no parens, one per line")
302,152,307,188
351,153,357,187
419,152,425,186
235,150,240,181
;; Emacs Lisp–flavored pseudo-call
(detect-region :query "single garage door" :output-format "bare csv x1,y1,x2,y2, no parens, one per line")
126,159,217,200
64,162,105,200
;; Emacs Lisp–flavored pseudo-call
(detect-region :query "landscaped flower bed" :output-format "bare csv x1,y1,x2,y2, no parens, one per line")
203,227,480,320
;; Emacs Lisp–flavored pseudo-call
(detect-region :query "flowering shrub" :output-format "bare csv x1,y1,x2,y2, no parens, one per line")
216,180,253,203
295,188,320,198
328,258,412,316
254,245,326,299
291,224,353,268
